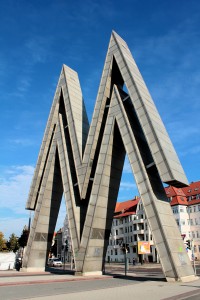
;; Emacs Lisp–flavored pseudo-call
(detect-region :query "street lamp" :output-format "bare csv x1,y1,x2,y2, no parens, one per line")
187,206,196,275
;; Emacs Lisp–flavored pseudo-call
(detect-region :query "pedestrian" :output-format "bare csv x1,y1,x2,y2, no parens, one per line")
15,259,21,271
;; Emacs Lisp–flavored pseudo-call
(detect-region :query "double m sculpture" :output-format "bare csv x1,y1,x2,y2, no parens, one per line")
23,32,196,281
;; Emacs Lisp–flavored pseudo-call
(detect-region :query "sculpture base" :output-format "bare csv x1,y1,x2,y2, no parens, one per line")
21,267,45,272
166,275,199,283
75,271,103,276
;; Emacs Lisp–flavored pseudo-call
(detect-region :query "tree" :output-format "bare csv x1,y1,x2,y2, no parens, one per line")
18,226,29,248
6,233,19,252
0,231,7,251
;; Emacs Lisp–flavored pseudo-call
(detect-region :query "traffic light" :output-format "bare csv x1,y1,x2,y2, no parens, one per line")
121,243,130,253
126,244,130,253
65,239,69,251
186,240,191,250
121,243,126,253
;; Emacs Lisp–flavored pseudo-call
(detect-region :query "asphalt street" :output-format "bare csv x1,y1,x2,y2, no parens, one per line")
0,263,200,300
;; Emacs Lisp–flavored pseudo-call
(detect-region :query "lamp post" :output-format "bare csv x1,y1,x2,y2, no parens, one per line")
187,206,196,275
122,243,129,276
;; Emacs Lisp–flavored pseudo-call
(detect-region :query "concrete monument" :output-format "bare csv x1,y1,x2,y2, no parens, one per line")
23,31,196,281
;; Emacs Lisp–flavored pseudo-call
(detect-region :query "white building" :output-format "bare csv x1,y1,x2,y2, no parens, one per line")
61,181,200,263
106,180,200,263
106,197,158,264
166,181,200,260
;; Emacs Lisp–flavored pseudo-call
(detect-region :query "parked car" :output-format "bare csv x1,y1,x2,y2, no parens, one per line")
48,258,63,267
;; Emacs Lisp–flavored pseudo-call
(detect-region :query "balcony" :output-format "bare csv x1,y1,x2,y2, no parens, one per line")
134,229,144,234
132,218,144,224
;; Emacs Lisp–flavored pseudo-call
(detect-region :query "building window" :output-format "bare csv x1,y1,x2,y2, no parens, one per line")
190,219,193,226
115,249,117,255
111,250,113,255
180,220,185,225
196,232,199,238
173,207,178,214
116,230,118,235
130,226,132,232
195,219,198,225
192,232,195,238
116,220,118,226
198,245,200,252
150,234,152,240
194,206,196,212
176,219,179,226
194,245,197,253
198,205,200,211
146,234,148,241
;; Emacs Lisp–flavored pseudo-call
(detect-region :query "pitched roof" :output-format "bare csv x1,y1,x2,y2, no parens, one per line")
165,180,200,206
114,197,139,217
114,211,136,219
170,195,188,206
165,186,186,197
181,181,200,197
114,181,200,212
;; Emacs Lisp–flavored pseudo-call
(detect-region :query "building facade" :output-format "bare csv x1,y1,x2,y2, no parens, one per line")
106,197,158,264
166,181,200,260
60,181,200,263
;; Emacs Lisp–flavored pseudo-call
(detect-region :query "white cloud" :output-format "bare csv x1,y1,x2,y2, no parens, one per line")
119,181,137,191
0,217,29,239
0,165,34,213
8,138,35,147
0,166,68,239
25,36,52,64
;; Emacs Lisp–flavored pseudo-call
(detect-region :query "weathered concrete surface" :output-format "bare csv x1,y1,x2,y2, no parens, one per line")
23,31,194,281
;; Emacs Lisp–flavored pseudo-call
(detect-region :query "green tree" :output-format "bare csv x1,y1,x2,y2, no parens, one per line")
18,226,29,248
0,231,7,251
6,233,19,252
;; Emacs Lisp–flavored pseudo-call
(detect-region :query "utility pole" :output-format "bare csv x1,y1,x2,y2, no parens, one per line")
191,239,196,275
122,243,129,276
187,206,196,275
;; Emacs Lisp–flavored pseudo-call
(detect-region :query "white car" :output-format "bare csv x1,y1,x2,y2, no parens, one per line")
48,258,63,267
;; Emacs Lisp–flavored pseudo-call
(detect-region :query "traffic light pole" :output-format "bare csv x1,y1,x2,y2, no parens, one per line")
63,245,65,270
191,240,196,275
124,250,127,276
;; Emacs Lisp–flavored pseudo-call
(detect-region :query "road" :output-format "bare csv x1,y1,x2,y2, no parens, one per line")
0,263,200,300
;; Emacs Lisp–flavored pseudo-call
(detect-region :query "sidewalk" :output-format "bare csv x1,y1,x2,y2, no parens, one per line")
0,269,112,286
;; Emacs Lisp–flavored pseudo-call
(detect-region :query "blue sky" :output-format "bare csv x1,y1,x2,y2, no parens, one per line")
0,0,200,239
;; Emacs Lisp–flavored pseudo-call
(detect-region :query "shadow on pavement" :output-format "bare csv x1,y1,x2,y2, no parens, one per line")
45,266,75,275
104,272,166,282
